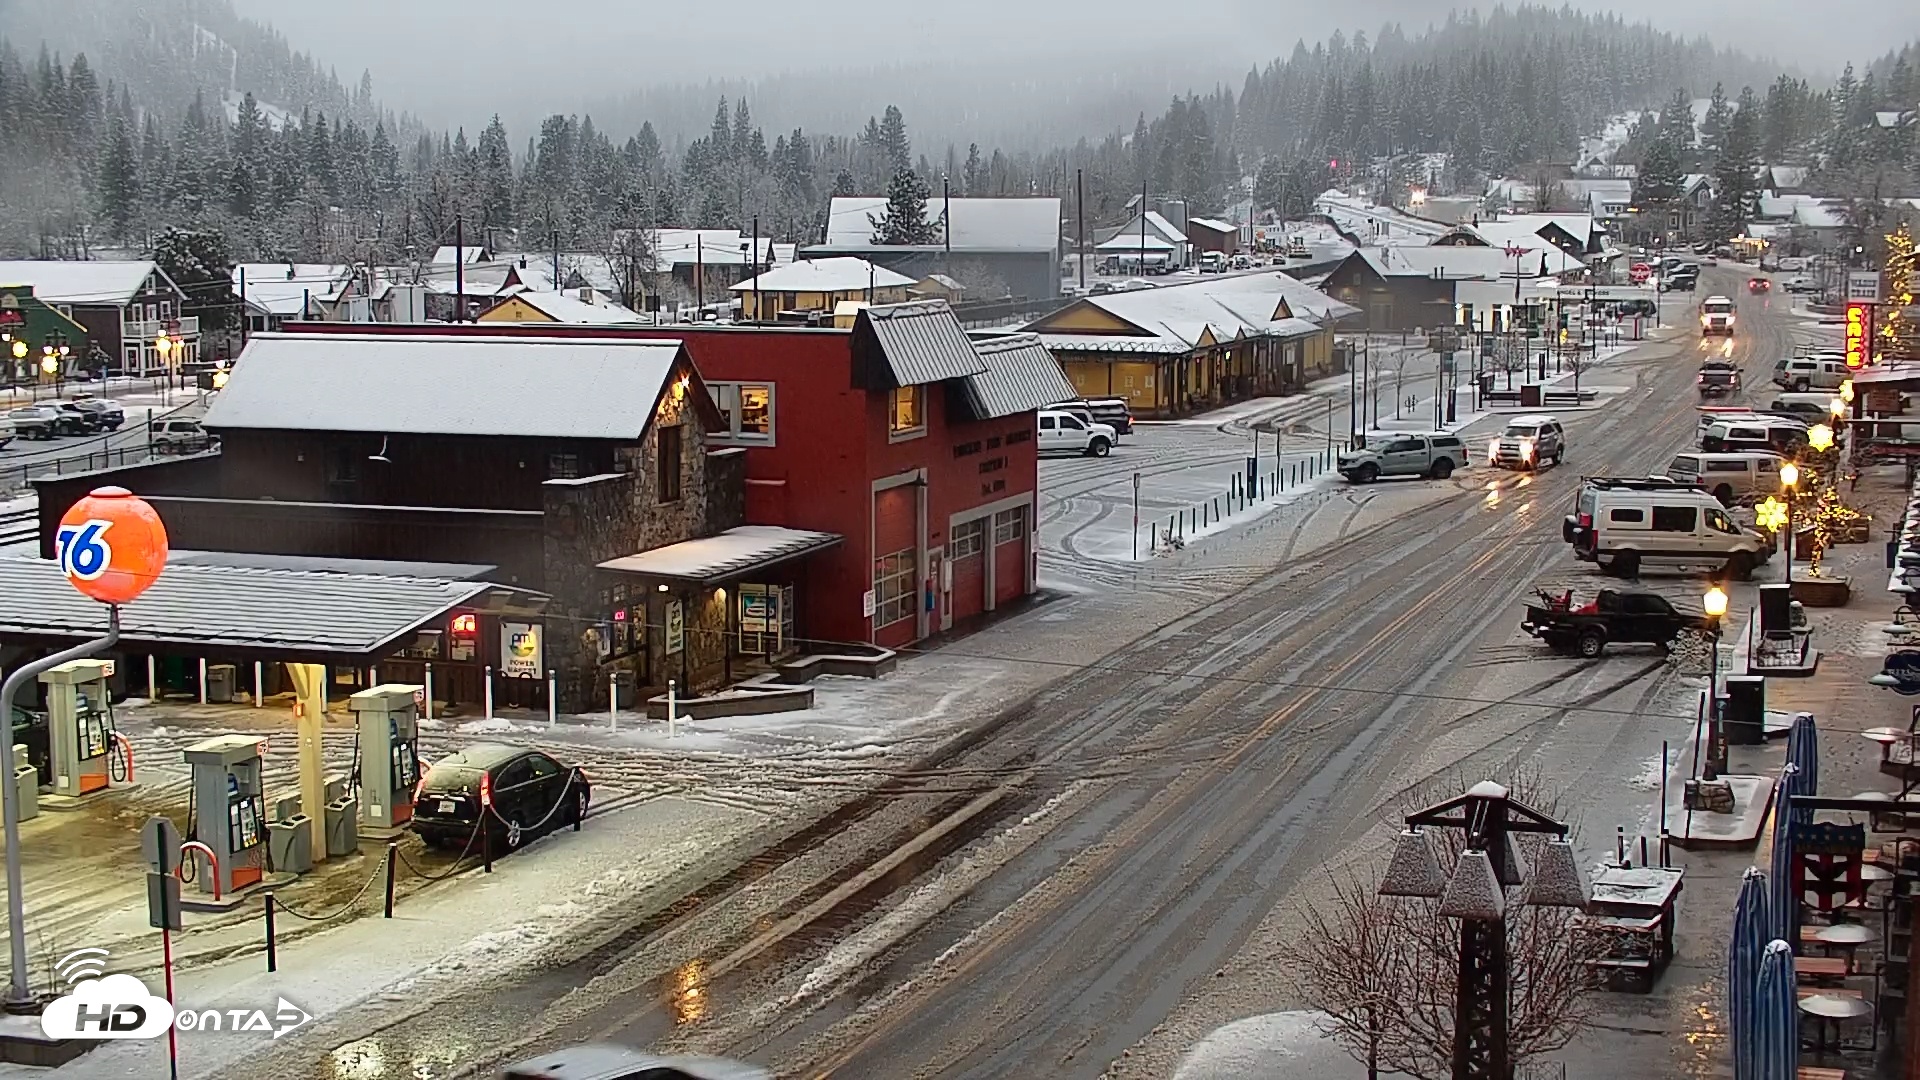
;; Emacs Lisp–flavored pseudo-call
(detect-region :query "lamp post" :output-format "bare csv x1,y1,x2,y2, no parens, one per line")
1779,462,1799,583
1704,584,1728,774
1379,781,1588,1080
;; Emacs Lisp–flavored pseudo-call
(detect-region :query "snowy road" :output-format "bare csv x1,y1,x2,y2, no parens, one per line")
227,270,1801,1080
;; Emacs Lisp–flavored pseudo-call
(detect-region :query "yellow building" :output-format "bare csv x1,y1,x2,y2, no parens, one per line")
1023,273,1356,417
730,257,914,321
477,289,644,324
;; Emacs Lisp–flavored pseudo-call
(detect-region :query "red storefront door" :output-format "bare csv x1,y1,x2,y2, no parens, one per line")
948,518,987,623
992,506,1028,607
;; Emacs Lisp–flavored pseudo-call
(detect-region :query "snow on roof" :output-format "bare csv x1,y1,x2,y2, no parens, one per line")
507,290,644,324
206,332,683,439
918,273,965,291
1096,234,1177,251
1356,245,1578,279
1876,111,1910,129
1036,272,1354,350
1792,200,1847,229
1767,165,1810,190
730,257,914,293
1186,217,1237,234
822,196,1061,252
431,246,489,265
598,525,842,583
0,260,165,306
232,263,355,315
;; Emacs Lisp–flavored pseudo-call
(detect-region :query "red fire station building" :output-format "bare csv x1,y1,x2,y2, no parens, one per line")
289,301,1071,652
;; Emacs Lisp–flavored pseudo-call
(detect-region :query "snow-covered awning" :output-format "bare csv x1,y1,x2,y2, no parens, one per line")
597,526,843,585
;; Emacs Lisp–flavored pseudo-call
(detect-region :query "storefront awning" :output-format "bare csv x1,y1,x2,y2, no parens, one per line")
0,556,547,664
598,526,843,586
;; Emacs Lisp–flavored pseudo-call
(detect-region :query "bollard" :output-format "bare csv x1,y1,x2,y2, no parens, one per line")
667,678,678,739
198,657,208,704
383,842,397,918
609,671,619,733
424,663,434,724
1213,496,1219,520
264,892,278,972
482,821,493,874
253,660,263,708
147,653,156,701
547,671,558,730
483,666,494,719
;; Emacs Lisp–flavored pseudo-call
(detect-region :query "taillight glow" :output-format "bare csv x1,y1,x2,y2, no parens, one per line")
1577,512,1592,528
479,772,493,808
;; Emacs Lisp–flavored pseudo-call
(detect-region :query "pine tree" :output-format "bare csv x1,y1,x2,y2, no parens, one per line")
95,113,138,239
1707,88,1761,242
878,105,911,176
1699,83,1732,154
963,143,982,196
869,168,939,244
1658,87,1695,152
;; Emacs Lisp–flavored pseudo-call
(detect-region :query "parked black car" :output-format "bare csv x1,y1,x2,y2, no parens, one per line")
412,743,590,853
69,398,125,430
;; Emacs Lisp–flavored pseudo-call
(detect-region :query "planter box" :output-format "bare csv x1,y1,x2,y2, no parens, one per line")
1789,576,1851,607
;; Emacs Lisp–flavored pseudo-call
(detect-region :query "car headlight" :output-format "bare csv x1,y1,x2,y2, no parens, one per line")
1488,438,1500,459
1520,438,1535,460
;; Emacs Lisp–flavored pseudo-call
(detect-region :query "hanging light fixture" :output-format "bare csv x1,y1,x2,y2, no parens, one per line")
1380,828,1445,898
1437,848,1506,921
1524,838,1589,909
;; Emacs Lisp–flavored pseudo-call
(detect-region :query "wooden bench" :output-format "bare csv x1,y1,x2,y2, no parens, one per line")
1481,389,1524,406
1796,956,1850,984
1800,1066,1847,1080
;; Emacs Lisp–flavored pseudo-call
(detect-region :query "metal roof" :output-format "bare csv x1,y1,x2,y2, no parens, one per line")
961,334,1076,420
853,301,990,388
1034,333,1189,355
823,196,1062,252
205,332,685,439
0,557,535,660
0,260,170,306
598,525,842,584
730,257,915,293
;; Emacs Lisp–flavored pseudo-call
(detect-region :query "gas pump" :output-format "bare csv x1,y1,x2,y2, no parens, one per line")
181,735,266,896
349,683,422,833
38,659,115,799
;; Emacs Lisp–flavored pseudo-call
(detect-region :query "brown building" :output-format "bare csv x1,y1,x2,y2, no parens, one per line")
37,331,842,712
0,260,196,375
1185,217,1241,256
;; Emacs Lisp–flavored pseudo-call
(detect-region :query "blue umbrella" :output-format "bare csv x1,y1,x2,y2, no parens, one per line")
1787,713,1819,824
1771,766,1799,944
1729,867,1771,1080
1754,939,1799,1080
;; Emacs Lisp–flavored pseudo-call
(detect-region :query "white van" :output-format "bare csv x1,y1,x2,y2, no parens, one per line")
1768,393,1842,420
1701,417,1808,455
1663,451,1783,505
1774,356,1848,391
1563,477,1774,579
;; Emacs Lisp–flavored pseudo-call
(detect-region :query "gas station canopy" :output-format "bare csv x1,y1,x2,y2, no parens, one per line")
0,556,546,663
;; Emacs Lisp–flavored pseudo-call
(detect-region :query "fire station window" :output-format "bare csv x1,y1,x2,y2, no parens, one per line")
948,520,986,560
657,424,683,502
709,382,775,444
890,385,925,440
993,507,1026,546
548,453,581,479
874,549,915,628
1650,505,1697,532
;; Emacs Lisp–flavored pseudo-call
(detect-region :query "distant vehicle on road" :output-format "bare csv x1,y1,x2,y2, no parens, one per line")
1198,252,1226,273
1037,409,1116,457
1782,275,1819,294
150,418,216,454
500,1044,770,1080
53,401,102,433
1487,414,1565,470
1695,359,1740,398
1700,415,1809,456
1050,397,1133,436
1772,356,1848,392
1661,451,1783,506
8,405,74,439
1747,276,1771,294
1699,295,1736,336
1338,432,1468,483
1522,589,1713,657
1089,281,1117,295
412,743,591,854
1659,272,1698,293
68,398,125,430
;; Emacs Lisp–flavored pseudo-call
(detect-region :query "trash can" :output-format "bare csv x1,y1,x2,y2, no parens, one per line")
268,814,313,874
12,747,36,822
325,795,358,856
1723,675,1766,745
205,664,237,704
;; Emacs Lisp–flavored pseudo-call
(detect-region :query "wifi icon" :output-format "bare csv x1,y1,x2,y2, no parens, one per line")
54,948,109,987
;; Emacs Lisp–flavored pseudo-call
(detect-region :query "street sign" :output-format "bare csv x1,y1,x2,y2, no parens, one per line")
140,816,180,875
1846,271,1883,304
146,871,181,931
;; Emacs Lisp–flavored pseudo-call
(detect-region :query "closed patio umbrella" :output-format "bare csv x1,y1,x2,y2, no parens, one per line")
1771,764,1799,943
1729,867,1771,1080
1786,712,1818,825
1753,939,1798,1080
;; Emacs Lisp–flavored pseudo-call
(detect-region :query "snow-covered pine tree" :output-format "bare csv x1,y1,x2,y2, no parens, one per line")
868,168,939,245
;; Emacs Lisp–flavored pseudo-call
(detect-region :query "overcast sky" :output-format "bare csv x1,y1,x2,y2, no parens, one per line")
231,0,1897,132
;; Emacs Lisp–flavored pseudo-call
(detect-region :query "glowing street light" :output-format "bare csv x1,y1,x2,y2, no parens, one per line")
1780,462,1800,489
1829,396,1847,418
1703,584,1729,741
153,333,173,358
1779,463,1800,583
1704,584,1728,619
1840,379,1855,404
38,355,57,376
1808,424,1835,452
8,340,24,360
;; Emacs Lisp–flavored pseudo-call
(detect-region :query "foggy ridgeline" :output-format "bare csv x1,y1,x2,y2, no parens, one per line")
0,0,1915,264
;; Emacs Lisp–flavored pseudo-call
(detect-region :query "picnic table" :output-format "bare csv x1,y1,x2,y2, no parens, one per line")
1578,865,1685,992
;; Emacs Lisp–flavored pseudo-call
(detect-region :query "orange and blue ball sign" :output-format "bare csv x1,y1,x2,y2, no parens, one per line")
56,486,169,605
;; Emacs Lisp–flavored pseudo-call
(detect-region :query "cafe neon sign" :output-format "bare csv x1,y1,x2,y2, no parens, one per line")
1845,302,1870,369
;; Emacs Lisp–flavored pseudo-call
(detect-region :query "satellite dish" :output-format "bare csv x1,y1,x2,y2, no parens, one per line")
368,435,391,464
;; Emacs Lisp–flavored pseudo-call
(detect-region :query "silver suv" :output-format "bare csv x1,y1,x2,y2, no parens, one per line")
151,419,215,454
1338,432,1468,483
1488,414,1566,470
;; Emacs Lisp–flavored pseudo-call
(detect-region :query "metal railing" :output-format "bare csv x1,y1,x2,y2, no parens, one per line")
122,316,200,340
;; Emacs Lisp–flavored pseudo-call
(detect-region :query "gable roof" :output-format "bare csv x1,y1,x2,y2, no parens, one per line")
1186,217,1237,235
852,301,990,388
506,290,645,324
822,196,1061,252
731,257,914,293
232,263,356,316
205,332,688,439
431,245,490,265
961,333,1075,419
1026,272,1355,351
0,260,171,306
1350,245,1578,280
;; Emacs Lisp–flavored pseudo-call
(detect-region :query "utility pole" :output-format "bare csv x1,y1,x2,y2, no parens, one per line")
943,175,952,278
454,213,464,322
1139,175,1149,277
751,214,760,323
551,228,560,293
238,267,249,344
1076,168,1087,292
695,236,704,318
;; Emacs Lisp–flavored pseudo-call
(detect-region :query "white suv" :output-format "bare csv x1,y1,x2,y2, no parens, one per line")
1488,414,1565,470
1037,409,1116,457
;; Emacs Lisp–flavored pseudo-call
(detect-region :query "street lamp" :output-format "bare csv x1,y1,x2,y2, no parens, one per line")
1780,462,1800,583
1380,781,1587,1080
1704,585,1728,770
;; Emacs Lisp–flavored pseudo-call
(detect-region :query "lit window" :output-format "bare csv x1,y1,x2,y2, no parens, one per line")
709,382,775,444
873,549,916,628
889,385,924,438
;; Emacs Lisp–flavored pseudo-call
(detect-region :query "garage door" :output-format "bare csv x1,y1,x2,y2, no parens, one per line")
947,519,987,623
992,506,1028,607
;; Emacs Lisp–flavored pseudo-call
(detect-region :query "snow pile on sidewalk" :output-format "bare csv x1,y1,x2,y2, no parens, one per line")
1172,1011,1359,1078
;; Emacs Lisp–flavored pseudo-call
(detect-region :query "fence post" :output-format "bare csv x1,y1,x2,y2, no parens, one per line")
264,893,278,972
383,842,397,918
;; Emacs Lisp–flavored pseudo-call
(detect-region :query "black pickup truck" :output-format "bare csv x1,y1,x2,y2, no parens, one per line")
1696,359,1740,398
1521,589,1713,657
